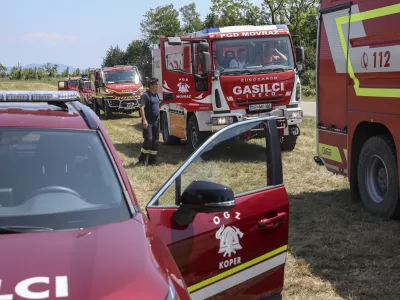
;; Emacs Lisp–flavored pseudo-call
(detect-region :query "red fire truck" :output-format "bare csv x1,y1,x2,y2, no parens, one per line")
152,25,306,151
315,0,400,219
90,65,145,119
58,76,93,106
57,77,81,91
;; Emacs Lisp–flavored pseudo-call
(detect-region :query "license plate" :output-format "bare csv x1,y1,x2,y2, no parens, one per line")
126,103,134,109
248,103,272,111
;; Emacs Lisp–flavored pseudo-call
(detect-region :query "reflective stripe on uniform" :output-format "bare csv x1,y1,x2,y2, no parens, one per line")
140,147,151,154
335,3,400,98
188,245,287,300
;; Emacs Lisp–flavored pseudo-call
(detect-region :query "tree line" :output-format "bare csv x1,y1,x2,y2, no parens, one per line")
1,0,318,95
0,62,86,81
102,0,318,95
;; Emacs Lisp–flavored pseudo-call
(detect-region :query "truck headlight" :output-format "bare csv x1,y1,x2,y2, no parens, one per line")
165,278,180,300
212,116,234,126
105,88,113,94
288,110,303,120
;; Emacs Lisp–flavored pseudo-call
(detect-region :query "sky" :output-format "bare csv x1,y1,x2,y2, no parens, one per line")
2,0,264,69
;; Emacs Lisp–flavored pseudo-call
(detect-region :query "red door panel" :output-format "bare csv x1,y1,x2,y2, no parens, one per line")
147,186,289,299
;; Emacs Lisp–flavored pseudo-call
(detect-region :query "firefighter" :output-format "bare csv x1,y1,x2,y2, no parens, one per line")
263,42,288,65
137,77,161,166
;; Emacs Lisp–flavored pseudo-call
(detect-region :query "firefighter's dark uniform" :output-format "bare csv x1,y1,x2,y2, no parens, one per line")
138,91,160,165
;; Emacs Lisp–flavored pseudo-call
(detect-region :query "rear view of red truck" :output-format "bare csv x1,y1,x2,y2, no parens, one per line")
315,0,400,219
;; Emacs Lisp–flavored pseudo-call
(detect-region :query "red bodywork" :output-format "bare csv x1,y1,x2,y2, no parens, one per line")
317,0,400,178
158,29,297,114
0,95,289,298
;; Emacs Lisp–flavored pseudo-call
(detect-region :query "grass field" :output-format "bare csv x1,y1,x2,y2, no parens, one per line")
6,80,400,299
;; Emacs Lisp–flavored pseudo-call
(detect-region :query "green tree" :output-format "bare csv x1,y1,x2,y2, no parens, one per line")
101,45,125,68
140,4,182,44
72,68,81,77
0,64,7,78
207,0,264,27
61,67,70,78
37,68,46,79
22,68,36,80
179,3,203,33
124,39,153,79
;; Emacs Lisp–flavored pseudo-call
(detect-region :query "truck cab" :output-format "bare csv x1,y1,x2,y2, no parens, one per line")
90,65,145,119
153,25,306,151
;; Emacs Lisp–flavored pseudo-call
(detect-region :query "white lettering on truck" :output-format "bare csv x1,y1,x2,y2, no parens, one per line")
0,276,68,299
233,83,285,97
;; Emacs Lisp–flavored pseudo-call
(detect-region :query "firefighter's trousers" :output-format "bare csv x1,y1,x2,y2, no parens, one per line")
138,118,159,165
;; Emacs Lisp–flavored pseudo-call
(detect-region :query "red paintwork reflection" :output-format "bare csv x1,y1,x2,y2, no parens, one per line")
0,219,181,300
0,106,88,129
147,185,289,299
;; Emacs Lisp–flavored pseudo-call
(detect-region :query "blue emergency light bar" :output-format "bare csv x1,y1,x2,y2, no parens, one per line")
0,91,81,102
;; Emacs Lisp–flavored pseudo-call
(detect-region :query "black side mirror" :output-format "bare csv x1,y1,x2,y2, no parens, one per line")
295,46,305,63
297,62,306,74
200,52,211,74
98,81,105,88
172,180,236,226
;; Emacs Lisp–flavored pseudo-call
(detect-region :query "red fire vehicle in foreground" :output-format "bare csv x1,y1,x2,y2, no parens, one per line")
0,90,289,299
152,25,306,151
315,0,400,219
89,65,145,119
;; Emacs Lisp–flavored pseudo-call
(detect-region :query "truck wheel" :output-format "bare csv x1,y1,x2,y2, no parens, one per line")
357,135,400,219
280,136,297,151
104,99,112,120
188,115,208,151
161,113,180,145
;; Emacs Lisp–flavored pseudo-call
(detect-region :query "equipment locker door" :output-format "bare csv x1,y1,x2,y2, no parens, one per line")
146,116,289,299
317,2,352,175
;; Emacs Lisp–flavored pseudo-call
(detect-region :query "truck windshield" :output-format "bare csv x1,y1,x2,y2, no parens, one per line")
69,80,79,87
104,69,140,84
212,36,295,75
0,128,131,231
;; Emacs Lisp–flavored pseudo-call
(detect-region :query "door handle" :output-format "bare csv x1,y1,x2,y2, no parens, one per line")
258,212,287,228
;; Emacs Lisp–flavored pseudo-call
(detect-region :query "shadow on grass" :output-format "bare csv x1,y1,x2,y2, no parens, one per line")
288,188,400,300
99,112,140,121
115,138,268,166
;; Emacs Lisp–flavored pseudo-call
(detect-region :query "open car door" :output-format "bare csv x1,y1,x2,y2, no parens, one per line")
146,116,289,300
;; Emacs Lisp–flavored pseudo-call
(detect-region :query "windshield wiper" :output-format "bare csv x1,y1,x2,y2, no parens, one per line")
222,70,252,76
0,226,54,234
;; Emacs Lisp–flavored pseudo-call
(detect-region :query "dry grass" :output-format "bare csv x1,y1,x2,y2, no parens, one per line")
8,79,400,299
102,113,400,300
0,79,58,91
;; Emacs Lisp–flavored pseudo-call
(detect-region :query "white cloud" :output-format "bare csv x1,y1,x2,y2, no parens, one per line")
13,32,80,45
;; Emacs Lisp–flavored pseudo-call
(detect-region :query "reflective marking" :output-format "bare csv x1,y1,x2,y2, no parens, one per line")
318,143,343,163
336,3,400,97
344,149,348,160
190,251,286,300
188,245,287,295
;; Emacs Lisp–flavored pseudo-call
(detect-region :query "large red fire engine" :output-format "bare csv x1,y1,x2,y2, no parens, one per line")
315,0,400,219
89,65,145,119
58,76,93,106
152,25,306,151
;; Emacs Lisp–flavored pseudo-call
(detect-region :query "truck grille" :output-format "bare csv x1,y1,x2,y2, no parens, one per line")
235,97,284,107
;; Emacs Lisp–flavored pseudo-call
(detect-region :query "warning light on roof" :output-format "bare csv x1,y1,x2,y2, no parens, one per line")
0,91,81,102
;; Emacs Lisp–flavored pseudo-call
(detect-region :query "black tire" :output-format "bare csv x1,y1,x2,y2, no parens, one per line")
161,113,180,145
357,135,400,219
103,99,112,120
280,135,297,151
187,115,208,151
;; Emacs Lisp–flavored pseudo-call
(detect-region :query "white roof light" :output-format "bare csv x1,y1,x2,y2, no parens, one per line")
0,91,81,102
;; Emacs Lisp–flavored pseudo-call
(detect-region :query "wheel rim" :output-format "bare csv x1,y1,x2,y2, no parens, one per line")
365,155,389,203
191,126,198,149
163,117,169,140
